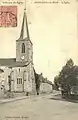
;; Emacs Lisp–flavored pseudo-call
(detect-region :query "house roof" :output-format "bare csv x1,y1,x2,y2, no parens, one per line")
0,58,16,66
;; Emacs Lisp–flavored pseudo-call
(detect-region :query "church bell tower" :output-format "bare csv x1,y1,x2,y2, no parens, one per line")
16,6,33,63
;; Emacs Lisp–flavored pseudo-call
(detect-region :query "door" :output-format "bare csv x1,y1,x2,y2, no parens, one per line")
17,78,23,92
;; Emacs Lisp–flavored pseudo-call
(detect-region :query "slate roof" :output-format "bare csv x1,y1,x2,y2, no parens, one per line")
17,8,33,45
0,58,16,66
9,61,30,67
20,9,30,40
0,58,30,67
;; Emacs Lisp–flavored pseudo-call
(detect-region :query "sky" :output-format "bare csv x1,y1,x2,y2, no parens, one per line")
0,0,77,82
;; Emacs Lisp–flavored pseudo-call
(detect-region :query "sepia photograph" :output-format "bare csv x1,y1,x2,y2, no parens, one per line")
0,0,77,120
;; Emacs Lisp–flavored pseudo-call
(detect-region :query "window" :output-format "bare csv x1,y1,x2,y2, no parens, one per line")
20,78,22,84
19,78,22,84
17,78,22,84
17,78,18,84
19,78,20,84
19,68,20,73
21,43,25,53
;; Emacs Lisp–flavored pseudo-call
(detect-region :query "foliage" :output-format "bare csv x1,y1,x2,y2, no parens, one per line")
34,69,53,94
54,58,78,93
54,76,60,90
34,69,41,94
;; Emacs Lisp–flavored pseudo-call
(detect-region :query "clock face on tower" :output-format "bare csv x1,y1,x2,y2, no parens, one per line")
21,56,25,60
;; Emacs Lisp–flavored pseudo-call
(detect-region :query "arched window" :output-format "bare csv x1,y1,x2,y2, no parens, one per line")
21,43,25,53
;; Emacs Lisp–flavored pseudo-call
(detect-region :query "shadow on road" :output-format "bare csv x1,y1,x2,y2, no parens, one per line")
49,94,78,103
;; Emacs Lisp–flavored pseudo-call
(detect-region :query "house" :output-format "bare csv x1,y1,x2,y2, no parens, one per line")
34,70,53,94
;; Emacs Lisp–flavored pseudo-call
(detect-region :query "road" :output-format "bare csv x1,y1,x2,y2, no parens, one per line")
0,94,78,120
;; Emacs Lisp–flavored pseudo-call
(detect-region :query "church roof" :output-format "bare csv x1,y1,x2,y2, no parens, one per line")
8,61,30,67
17,8,33,45
20,9,30,39
0,58,16,66
0,58,31,67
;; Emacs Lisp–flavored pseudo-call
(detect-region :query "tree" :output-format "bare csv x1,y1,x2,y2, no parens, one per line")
54,58,78,96
60,59,74,88
34,69,41,95
54,75,60,90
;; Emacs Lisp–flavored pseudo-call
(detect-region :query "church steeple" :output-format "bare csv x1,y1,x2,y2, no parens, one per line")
20,3,30,40
16,1,33,62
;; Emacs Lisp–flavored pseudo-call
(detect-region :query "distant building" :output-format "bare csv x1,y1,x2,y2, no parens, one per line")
34,71,53,94
0,8,36,93
40,75,53,93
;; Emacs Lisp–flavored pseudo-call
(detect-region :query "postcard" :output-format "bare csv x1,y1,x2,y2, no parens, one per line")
0,0,77,120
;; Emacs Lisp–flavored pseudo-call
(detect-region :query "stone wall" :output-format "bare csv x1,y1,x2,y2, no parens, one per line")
0,65,35,93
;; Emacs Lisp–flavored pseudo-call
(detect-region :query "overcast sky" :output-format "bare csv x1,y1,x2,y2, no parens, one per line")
0,0,77,81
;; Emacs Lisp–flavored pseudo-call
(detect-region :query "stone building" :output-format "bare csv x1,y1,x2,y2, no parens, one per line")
40,76,53,94
40,82,53,94
34,71,53,94
0,8,36,93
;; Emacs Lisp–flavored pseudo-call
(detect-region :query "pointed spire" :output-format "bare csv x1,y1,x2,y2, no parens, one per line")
20,0,30,40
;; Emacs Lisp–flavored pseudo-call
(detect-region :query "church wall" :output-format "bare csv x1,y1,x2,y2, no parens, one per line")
10,65,35,93
11,67,26,92
3,67,11,91
27,41,33,62
0,67,12,91
0,66,35,93
31,66,36,94
26,63,34,93
11,68,17,92
16,40,31,62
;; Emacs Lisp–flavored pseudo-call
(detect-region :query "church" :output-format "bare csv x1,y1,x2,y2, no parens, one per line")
0,7,36,93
